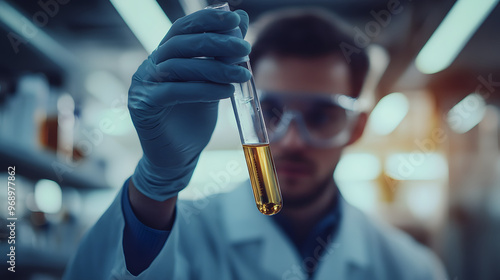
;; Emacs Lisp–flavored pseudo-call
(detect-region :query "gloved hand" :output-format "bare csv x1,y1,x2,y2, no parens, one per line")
129,9,251,201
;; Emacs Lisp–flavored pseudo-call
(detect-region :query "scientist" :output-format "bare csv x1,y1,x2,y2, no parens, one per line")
65,7,446,280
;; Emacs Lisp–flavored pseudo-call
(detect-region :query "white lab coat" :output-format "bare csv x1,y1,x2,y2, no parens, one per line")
64,182,447,280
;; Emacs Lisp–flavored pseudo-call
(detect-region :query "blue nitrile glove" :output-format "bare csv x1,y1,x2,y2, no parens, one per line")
129,9,250,201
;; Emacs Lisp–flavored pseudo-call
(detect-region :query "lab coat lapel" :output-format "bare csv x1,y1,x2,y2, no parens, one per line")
222,182,304,279
314,198,369,279
260,215,303,279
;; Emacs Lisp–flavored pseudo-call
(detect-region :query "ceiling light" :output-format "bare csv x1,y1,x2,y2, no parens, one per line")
385,153,448,180
0,1,76,68
447,93,486,133
404,182,444,220
334,153,381,181
34,179,62,214
179,0,207,15
110,0,172,53
368,92,409,135
416,0,498,74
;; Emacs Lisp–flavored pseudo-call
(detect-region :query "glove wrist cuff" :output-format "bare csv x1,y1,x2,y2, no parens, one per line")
132,156,197,202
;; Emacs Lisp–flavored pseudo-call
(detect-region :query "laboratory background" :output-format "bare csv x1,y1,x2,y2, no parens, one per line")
0,0,499,279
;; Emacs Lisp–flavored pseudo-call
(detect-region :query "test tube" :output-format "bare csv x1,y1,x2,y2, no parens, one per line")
206,3,282,215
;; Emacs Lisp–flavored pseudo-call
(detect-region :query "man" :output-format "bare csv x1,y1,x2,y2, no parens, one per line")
65,7,446,280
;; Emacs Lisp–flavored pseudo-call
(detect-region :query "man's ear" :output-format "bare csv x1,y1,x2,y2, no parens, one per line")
346,112,368,146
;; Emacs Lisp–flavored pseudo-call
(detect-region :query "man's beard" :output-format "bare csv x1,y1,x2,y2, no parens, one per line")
281,174,336,209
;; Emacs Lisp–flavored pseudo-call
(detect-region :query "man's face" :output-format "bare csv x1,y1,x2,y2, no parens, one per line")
254,54,358,208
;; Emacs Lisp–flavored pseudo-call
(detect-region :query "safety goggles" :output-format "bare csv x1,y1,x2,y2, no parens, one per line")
259,91,360,148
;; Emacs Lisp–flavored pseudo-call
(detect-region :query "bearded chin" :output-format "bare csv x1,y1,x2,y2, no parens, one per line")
281,175,336,209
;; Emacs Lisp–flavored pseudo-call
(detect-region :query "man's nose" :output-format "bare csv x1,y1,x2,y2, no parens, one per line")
274,121,307,149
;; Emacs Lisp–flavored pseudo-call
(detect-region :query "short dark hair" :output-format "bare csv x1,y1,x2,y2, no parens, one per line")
249,9,369,97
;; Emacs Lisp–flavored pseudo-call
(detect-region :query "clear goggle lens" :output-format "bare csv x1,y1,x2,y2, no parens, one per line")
259,91,360,148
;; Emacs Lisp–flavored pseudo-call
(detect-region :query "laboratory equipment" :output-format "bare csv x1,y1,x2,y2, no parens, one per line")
206,3,282,215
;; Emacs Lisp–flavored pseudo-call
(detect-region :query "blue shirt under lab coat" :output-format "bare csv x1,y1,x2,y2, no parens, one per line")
64,181,447,279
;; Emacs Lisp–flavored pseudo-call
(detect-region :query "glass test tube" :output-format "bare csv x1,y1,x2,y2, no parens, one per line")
206,3,282,215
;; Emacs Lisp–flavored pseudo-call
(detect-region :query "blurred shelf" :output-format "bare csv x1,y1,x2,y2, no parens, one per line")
0,138,109,189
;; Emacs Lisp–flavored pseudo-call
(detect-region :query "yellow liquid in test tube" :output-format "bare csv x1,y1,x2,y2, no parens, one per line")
206,2,282,215
243,144,282,215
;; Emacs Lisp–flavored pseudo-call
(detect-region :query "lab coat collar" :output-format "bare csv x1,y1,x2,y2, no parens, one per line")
221,182,370,278
222,182,304,278
314,196,370,278
222,182,269,242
